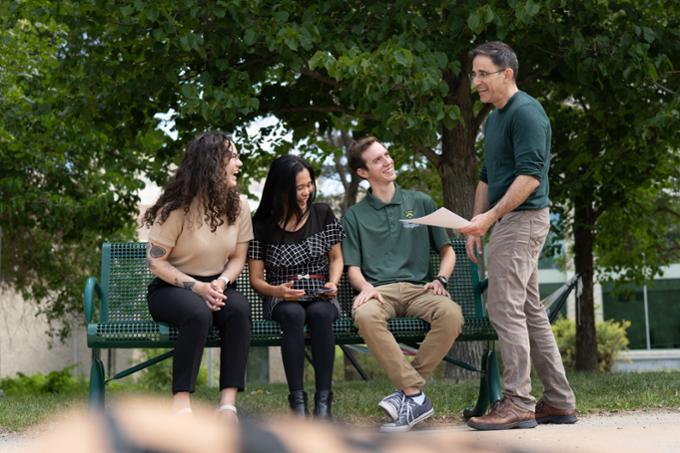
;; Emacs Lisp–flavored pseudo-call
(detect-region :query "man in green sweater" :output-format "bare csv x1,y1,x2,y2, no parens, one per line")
459,41,577,431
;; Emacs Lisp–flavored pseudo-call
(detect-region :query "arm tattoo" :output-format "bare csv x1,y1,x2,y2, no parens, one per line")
183,281,195,291
149,244,167,258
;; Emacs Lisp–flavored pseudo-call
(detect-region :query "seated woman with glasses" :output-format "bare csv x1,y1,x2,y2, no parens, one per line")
143,132,253,423
248,155,344,419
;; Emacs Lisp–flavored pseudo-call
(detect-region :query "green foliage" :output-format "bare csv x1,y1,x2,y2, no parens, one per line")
5,371,680,432
595,185,680,284
0,1,153,338
597,319,633,372
553,318,631,372
2,0,679,352
0,366,85,396
537,1,679,369
542,2,680,254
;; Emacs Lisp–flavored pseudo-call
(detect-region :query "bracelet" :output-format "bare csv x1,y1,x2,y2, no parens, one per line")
218,276,230,287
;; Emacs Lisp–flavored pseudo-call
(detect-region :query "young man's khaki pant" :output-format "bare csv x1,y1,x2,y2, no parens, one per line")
352,282,464,390
487,208,576,411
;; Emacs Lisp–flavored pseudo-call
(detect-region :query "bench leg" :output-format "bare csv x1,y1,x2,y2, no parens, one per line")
462,345,503,419
339,345,369,381
463,347,490,419
486,348,502,405
88,349,106,408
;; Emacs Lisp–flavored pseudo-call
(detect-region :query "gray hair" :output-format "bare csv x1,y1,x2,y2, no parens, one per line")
469,41,519,80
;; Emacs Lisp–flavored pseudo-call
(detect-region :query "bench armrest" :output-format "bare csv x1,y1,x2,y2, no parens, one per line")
84,276,103,323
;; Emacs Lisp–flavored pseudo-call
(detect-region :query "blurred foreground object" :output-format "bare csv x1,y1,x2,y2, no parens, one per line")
9,396,518,453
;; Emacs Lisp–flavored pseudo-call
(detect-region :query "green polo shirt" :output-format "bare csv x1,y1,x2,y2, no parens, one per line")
480,90,551,210
341,184,450,287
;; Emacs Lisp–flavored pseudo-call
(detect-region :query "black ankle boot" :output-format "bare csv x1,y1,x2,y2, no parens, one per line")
313,390,333,419
288,390,308,417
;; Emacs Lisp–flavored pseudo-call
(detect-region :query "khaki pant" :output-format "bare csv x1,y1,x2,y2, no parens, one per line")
487,208,576,411
352,282,464,390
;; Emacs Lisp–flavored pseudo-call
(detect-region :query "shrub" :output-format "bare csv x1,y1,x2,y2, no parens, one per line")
552,318,630,372
552,319,576,368
0,365,84,396
596,319,631,372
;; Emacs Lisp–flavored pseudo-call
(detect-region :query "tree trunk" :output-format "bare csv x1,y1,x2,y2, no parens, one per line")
439,69,486,379
329,130,360,214
573,196,599,372
328,130,363,379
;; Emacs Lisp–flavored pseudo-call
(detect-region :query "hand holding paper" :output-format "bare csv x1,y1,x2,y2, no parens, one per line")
400,207,471,231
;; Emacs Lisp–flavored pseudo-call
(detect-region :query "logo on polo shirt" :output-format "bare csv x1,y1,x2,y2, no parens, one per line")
402,209,421,229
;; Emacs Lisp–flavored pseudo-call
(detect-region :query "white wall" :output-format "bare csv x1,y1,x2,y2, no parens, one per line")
0,287,89,378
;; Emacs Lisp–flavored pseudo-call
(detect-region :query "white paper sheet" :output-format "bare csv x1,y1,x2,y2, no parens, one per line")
400,207,471,230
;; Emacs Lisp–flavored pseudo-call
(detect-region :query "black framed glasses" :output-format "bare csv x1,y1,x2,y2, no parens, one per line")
468,69,506,82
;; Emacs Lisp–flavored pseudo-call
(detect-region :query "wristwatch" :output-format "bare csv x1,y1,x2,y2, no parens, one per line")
218,276,230,287
435,275,449,286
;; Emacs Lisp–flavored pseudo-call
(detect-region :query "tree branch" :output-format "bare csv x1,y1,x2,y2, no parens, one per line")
656,205,680,219
327,130,350,193
652,81,676,96
271,105,376,121
235,58,272,70
301,68,338,87
334,153,349,193
659,243,680,256
415,144,440,166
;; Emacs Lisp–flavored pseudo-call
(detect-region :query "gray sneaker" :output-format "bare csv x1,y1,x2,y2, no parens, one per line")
380,394,434,432
378,390,403,421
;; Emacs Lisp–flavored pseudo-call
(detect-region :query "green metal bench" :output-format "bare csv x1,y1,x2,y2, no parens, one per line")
84,239,502,416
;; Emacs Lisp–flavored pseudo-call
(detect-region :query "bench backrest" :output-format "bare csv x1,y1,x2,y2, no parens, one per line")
98,239,482,323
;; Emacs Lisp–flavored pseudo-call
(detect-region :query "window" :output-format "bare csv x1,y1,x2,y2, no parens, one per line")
603,279,680,350
647,279,680,349
602,283,646,349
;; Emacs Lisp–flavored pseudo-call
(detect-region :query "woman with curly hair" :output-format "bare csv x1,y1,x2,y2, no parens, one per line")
248,155,344,419
143,132,253,422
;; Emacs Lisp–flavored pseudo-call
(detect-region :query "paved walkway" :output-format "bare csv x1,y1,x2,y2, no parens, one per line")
2,410,680,452
417,410,680,453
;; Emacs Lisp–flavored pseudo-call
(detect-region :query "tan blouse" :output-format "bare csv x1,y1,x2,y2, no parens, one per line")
149,196,254,276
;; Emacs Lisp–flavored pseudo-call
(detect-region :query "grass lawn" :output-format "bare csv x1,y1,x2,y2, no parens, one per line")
2,370,680,433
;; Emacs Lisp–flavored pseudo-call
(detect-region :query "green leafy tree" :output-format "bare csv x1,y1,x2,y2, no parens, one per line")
0,1,163,338
541,2,680,369
3,1,679,374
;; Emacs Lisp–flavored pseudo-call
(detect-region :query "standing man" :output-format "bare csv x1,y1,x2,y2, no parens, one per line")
459,41,577,431
341,137,464,432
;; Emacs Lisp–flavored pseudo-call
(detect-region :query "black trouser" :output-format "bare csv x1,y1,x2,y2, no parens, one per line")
147,276,250,394
271,300,338,392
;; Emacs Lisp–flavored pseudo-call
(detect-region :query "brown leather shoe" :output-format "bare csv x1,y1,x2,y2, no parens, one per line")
535,399,577,424
467,398,537,431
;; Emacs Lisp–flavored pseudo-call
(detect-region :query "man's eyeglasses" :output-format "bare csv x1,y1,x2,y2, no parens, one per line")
468,69,506,82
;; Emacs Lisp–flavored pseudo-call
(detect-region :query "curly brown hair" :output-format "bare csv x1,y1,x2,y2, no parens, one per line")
143,132,241,232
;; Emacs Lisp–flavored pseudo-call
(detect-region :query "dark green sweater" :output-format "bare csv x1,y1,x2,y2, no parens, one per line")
480,91,551,210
